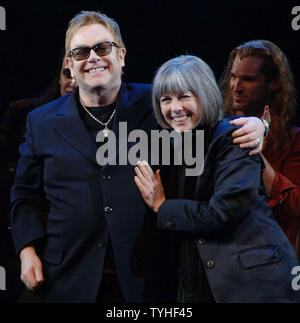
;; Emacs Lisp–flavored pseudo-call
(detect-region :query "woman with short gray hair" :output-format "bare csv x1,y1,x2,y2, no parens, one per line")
134,55,300,303
152,55,223,129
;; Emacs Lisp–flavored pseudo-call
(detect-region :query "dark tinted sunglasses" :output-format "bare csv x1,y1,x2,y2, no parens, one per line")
69,41,119,61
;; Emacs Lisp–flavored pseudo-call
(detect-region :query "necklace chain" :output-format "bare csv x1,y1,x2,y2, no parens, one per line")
81,102,116,137
81,102,116,126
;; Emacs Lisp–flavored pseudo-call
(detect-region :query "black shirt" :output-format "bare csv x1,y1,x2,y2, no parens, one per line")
78,100,117,274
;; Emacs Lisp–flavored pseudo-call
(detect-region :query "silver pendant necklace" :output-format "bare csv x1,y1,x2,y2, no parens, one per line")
81,102,116,137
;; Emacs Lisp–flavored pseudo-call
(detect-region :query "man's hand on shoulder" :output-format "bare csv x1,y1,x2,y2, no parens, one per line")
230,116,265,155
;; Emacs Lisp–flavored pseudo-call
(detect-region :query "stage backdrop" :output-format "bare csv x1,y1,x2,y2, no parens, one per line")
0,0,299,124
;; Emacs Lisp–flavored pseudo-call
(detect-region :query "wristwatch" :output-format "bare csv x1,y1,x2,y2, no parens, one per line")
261,118,270,136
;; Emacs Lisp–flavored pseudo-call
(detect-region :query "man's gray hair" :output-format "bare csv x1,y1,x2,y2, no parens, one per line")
152,55,223,128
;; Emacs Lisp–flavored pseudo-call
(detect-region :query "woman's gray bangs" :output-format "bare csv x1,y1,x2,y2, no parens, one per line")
156,65,191,98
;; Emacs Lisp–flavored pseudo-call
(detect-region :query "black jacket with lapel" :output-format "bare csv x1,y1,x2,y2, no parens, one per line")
158,119,300,303
10,83,177,302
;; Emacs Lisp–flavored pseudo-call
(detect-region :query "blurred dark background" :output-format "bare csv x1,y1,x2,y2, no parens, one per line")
0,0,300,124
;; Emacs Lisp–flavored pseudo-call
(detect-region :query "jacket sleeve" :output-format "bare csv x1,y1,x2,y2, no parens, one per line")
10,113,47,254
157,132,263,237
268,130,300,226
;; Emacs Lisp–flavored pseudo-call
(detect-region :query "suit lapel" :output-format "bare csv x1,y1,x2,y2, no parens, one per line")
102,83,150,169
53,83,150,167
111,83,149,136
53,93,98,164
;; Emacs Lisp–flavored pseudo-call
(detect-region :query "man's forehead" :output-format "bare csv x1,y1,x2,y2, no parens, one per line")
70,23,113,47
231,55,264,75
233,56,242,66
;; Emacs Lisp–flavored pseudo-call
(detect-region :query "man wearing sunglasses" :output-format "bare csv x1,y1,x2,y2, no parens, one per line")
9,10,178,303
66,28,126,106
10,11,266,303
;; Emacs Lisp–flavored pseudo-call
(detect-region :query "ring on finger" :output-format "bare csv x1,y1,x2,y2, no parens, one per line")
255,138,261,146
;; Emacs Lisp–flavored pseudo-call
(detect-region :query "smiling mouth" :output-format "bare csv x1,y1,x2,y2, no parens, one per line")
172,113,192,123
87,66,108,73
173,115,188,122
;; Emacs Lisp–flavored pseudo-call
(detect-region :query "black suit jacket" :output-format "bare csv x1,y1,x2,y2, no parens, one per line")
10,83,177,303
158,119,300,303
